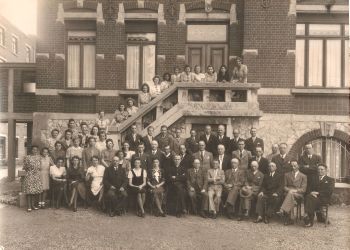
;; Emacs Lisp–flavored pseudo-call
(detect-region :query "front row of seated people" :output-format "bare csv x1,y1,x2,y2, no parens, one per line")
22,139,334,227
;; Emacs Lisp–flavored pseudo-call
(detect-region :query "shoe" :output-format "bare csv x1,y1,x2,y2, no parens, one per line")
160,212,166,217
109,209,115,217
254,217,263,223
228,213,235,220
284,219,294,226
276,210,284,217
264,217,269,224
237,216,243,221
32,206,39,210
305,223,313,227
73,208,77,212
212,213,217,219
27,208,32,212
41,202,46,209
176,213,181,218
141,212,145,218
199,211,207,218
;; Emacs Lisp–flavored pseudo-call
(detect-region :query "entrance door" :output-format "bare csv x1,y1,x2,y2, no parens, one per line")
186,44,228,72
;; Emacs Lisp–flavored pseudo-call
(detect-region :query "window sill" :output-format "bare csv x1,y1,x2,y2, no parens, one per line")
335,183,350,189
58,89,99,96
292,88,350,96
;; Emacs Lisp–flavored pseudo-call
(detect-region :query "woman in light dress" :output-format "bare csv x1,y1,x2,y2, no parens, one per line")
50,157,68,208
171,67,182,84
126,98,139,117
122,141,135,161
180,65,194,82
231,57,248,83
95,110,110,134
192,65,205,82
86,156,105,206
139,83,152,108
204,65,217,82
39,147,53,208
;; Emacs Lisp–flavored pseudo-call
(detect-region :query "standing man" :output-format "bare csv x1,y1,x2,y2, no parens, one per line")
199,125,219,155
207,159,225,219
187,159,209,218
103,156,128,217
304,164,334,227
266,143,279,162
298,143,322,193
277,160,307,225
229,129,243,153
156,125,175,152
124,124,143,152
232,140,252,170
217,144,231,171
166,155,187,217
216,125,230,154
254,162,284,224
131,142,151,171
193,140,213,170
142,126,155,153
185,129,200,154
272,143,292,174
252,146,270,175
149,140,164,165
173,128,186,154
245,127,264,156
223,158,247,219
179,144,193,170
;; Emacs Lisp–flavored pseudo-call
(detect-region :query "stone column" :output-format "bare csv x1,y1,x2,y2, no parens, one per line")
8,119,16,181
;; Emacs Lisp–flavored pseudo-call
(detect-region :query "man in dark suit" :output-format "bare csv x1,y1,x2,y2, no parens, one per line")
192,140,213,170
131,142,151,171
142,126,155,153
149,140,164,167
185,129,200,154
173,127,186,155
162,144,175,173
187,158,209,218
103,156,128,217
199,125,219,155
216,125,230,154
304,164,335,227
179,144,194,170
253,146,270,175
155,125,176,152
124,124,143,151
245,127,264,156
217,144,231,171
272,143,292,174
229,129,243,153
277,160,307,225
254,162,284,224
232,140,252,170
166,155,187,217
298,143,322,194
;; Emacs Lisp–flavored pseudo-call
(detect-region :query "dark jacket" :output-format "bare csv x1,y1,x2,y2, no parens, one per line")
218,154,231,171
229,137,244,153
124,133,143,151
261,172,284,196
298,153,322,193
185,136,200,154
103,166,128,191
166,164,187,186
142,135,154,153
199,133,219,155
131,152,151,171
308,175,335,205
216,136,231,153
179,153,194,170
272,154,292,175
245,137,264,156
251,156,269,175
187,167,208,191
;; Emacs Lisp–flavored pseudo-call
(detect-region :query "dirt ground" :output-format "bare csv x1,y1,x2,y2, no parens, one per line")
0,204,349,250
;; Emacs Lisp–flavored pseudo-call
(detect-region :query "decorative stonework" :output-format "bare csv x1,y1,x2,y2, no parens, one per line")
56,3,65,24
157,55,166,62
117,3,125,24
261,0,271,9
137,0,145,9
158,4,166,25
230,4,237,24
243,49,258,57
320,122,336,137
286,50,295,57
116,54,125,61
96,3,105,24
178,4,186,25
36,53,50,59
229,56,238,62
288,0,297,16
54,53,65,60
77,0,84,8
96,54,104,60
205,0,213,13
176,55,186,62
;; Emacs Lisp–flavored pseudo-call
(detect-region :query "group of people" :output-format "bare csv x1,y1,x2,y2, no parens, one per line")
23,120,334,227
101,59,248,128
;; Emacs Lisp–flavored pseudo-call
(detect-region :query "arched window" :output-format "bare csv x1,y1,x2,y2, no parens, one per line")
301,138,350,183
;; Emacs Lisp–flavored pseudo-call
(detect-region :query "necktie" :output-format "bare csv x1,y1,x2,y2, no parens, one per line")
201,151,204,161
240,151,243,159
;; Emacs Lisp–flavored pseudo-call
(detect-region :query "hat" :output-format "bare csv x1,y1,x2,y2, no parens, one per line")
240,185,253,198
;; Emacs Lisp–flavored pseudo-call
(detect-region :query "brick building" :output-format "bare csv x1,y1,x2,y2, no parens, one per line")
0,0,349,202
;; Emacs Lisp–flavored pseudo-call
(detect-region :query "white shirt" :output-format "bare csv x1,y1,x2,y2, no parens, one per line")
218,154,224,170
280,154,286,159
206,134,210,141
50,165,66,179
128,168,147,179
294,170,299,178
270,171,275,177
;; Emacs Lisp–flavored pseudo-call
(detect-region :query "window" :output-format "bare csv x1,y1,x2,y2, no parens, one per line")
11,35,18,54
67,31,96,88
63,96,96,113
296,24,349,87
0,26,5,46
302,138,350,183
0,136,6,160
126,33,156,89
25,46,31,62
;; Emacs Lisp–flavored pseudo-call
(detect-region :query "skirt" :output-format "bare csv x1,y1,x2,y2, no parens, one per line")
23,172,43,194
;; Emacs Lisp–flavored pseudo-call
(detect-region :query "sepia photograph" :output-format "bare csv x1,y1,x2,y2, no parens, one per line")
0,0,349,249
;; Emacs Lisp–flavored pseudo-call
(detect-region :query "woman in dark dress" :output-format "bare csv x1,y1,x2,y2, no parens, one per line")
128,158,147,217
217,65,230,83
51,141,66,166
67,156,87,211
23,145,43,212
147,158,166,217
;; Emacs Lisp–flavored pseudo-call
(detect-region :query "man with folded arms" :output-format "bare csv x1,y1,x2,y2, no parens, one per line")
254,162,284,224
207,159,225,219
276,160,307,225
187,159,209,218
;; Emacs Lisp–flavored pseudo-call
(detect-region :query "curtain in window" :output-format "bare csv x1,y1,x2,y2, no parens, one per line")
326,139,342,180
295,40,305,86
67,45,80,88
126,46,140,89
326,40,341,87
345,40,349,87
142,45,155,85
308,40,323,86
83,44,96,88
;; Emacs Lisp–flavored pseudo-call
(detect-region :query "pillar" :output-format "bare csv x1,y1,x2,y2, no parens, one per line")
8,119,16,181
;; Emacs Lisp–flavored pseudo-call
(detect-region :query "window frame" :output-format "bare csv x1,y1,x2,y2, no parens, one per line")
11,34,18,55
25,45,31,63
126,33,157,90
296,23,349,88
65,30,96,89
0,26,5,47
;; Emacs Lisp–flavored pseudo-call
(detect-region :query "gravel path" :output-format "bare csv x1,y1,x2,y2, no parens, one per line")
0,204,349,250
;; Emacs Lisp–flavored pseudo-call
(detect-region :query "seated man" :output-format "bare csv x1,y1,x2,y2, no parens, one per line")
276,160,307,225
223,158,246,219
304,163,335,227
207,159,225,219
166,155,187,217
103,156,128,217
239,160,264,220
254,162,284,224
187,159,209,218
